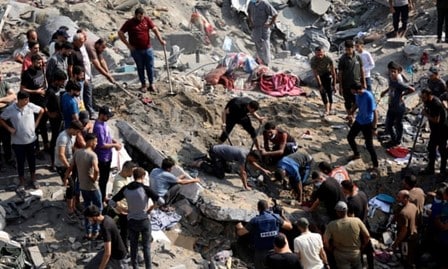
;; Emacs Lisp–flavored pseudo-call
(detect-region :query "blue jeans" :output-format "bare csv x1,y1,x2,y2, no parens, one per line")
12,142,36,178
128,218,151,269
81,189,102,234
365,77,372,92
131,48,154,87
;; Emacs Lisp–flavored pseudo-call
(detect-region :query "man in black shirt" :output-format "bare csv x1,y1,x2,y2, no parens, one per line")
84,205,128,269
420,88,448,175
20,54,49,153
265,233,303,269
219,97,263,150
46,69,67,169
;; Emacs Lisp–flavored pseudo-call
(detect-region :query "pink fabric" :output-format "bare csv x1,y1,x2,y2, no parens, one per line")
259,73,305,97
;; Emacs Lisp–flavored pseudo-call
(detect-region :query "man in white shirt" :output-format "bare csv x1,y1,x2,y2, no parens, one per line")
355,40,375,93
294,217,329,269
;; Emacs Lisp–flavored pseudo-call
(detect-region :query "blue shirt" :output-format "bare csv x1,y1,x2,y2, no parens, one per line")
61,93,79,129
278,156,302,184
149,168,178,197
355,90,376,125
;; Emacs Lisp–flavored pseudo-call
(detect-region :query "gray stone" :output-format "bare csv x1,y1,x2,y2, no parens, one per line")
51,188,64,200
28,246,45,268
71,241,82,250
309,0,331,15
403,45,421,61
174,199,201,225
386,37,407,48
114,0,139,11
290,0,311,8
152,32,202,54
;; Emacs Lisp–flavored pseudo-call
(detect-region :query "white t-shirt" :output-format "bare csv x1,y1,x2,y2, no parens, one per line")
294,232,324,269
1,103,41,145
358,50,375,78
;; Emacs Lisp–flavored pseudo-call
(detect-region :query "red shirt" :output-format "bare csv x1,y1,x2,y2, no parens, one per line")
120,16,155,50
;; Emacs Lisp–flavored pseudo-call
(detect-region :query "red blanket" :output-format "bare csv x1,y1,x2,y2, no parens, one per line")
259,73,305,97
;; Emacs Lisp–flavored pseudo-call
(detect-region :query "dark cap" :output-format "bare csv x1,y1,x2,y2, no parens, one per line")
99,106,114,117
296,217,309,228
56,29,70,39
335,201,348,212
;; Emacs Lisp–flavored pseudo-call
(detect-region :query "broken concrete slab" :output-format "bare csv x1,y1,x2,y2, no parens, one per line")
28,246,45,268
153,32,203,54
114,0,139,11
386,37,407,48
309,0,331,16
116,120,203,203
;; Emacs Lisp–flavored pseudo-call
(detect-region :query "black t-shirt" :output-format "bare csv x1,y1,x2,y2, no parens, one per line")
315,177,346,220
68,47,84,68
21,67,47,107
425,96,448,130
100,215,127,259
265,251,303,269
347,190,368,222
46,84,62,115
226,97,252,119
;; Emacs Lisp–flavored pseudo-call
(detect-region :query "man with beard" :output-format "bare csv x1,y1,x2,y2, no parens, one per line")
420,88,448,175
46,41,72,85
61,80,81,129
20,54,49,154
85,38,115,83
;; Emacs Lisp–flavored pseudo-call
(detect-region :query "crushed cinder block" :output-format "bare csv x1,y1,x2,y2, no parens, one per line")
28,246,45,268
51,189,64,200
386,37,407,48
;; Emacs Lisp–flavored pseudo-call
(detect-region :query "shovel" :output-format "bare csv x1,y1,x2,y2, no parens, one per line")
163,45,176,96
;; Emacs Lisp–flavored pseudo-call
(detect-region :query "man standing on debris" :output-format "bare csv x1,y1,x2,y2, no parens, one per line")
85,38,115,84
323,201,370,269
94,106,122,202
14,29,38,63
380,61,415,148
46,41,73,85
219,97,263,149
437,0,448,43
261,122,297,165
355,40,375,93
389,0,414,37
235,199,293,269
61,80,81,129
20,54,49,156
346,83,379,171
420,88,448,175
149,157,200,205
0,91,44,189
265,233,303,269
110,167,164,269
0,72,16,169
427,66,447,98
390,190,419,268
54,120,84,221
247,0,278,66
294,217,329,269
111,161,137,249
274,151,314,205
338,40,365,118
118,7,166,93
403,175,425,226
310,47,337,116
65,132,101,240
84,205,129,269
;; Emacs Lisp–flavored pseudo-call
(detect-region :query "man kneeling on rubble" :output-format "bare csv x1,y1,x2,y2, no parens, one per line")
193,144,270,190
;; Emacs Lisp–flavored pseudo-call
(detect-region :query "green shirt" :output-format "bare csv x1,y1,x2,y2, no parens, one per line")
310,55,334,76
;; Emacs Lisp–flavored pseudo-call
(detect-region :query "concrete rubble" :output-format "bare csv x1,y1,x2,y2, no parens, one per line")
0,0,445,267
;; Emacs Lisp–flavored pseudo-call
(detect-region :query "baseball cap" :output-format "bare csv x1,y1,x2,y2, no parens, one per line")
296,217,309,229
334,201,348,212
99,106,114,117
428,66,438,76
56,29,70,39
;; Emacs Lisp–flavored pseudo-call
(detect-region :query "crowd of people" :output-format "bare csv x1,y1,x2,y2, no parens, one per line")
1,2,448,269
